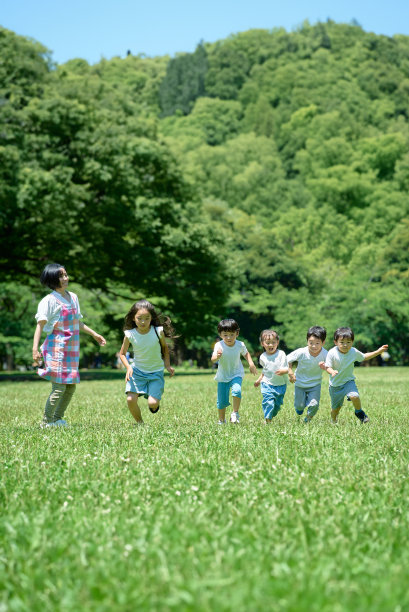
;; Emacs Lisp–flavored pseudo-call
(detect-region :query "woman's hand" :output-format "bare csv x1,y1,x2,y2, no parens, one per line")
32,350,43,367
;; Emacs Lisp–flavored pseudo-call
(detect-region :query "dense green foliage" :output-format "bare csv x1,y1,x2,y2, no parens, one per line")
1,20,408,367
1,369,409,610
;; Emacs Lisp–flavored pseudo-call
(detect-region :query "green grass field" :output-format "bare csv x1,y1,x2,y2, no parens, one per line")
1,367,408,611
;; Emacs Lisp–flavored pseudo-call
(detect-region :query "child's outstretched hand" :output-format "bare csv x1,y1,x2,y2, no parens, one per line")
288,371,296,383
249,364,258,376
125,365,133,382
254,379,261,388
319,361,326,371
166,365,175,377
379,344,389,353
95,334,106,346
216,348,223,359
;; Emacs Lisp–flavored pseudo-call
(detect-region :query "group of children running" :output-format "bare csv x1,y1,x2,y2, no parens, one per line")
33,264,388,427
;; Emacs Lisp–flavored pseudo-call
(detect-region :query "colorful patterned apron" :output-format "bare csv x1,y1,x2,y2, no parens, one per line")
38,292,80,384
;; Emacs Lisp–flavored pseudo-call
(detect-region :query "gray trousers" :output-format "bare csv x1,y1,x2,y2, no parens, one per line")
44,383,76,423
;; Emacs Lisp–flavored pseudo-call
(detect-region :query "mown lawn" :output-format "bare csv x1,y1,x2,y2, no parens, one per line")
1,368,408,611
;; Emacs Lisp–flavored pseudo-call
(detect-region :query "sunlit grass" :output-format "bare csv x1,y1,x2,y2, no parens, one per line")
1,368,408,611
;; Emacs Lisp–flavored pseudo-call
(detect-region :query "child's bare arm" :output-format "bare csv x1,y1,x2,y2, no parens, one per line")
254,374,263,387
160,333,175,376
244,351,257,375
119,337,133,382
211,346,223,362
276,367,288,376
363,344,389,361
288,363,296,383
321,361,338,377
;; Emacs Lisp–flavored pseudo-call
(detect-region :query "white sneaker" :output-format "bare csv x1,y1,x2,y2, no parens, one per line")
217,419,227,425
230,412,239,424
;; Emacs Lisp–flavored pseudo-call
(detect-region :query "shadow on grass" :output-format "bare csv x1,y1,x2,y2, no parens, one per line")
0,368,214,383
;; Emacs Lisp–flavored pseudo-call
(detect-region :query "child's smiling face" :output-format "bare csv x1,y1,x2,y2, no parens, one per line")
262,335,279,354
307,335,324,356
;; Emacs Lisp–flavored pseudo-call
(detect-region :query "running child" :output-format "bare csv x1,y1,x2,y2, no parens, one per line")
287,326,327,423
322,326,388,424
119,299,175,424
32,263,106,427
254,330,288,424
211,319,257,424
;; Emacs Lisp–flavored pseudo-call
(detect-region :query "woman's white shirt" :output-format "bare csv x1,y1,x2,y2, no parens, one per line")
35,291,83,334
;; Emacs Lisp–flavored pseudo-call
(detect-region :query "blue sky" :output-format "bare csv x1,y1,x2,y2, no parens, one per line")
2,0,409,65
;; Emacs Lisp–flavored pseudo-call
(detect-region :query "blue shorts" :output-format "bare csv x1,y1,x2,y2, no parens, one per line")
294,384,321,416
217,377,242,410
329,380,359,410
260,382,286,419
125,366,164,400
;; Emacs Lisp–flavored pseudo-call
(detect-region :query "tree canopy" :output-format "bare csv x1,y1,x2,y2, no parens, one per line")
1,21,408,367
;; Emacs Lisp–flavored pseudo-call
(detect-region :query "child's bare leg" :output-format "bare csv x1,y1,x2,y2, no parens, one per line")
350,396,362,411
218,408,226,422
331,407,341,423
232,396,241,413
148,396,160,412
126,393,143,423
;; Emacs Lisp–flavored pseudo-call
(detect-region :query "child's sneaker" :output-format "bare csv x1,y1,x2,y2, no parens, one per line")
230,412,239,424
54,419,68,427
217,419,227,425
355,409,369,423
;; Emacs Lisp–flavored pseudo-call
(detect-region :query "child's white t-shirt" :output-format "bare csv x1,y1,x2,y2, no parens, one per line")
35,291,83,334
125,326,164,373
259,350,288,386
286,346,328,388
325,346,365,387
214,340,248,383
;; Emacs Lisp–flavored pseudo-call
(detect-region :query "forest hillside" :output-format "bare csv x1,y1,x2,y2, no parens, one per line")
1,21,408,367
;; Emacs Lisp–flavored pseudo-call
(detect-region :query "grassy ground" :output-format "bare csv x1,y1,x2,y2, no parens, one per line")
1,367,408,611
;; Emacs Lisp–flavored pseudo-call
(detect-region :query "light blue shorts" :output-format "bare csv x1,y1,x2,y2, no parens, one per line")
294,384,321,416
329,380,359,410
217,377,242,410
125,366,164,400
260,382,286,419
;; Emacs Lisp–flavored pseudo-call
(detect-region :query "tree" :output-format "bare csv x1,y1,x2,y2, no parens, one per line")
159,42,208,116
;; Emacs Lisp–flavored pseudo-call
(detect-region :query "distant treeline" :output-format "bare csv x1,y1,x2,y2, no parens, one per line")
0,20,408,368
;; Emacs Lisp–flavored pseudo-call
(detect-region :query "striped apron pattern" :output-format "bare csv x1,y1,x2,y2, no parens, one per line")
38,293,80,384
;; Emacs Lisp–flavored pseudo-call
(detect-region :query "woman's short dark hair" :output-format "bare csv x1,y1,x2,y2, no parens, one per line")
307,326,327,342
334,327,354,341
40,263,65,290
217,319,240,334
